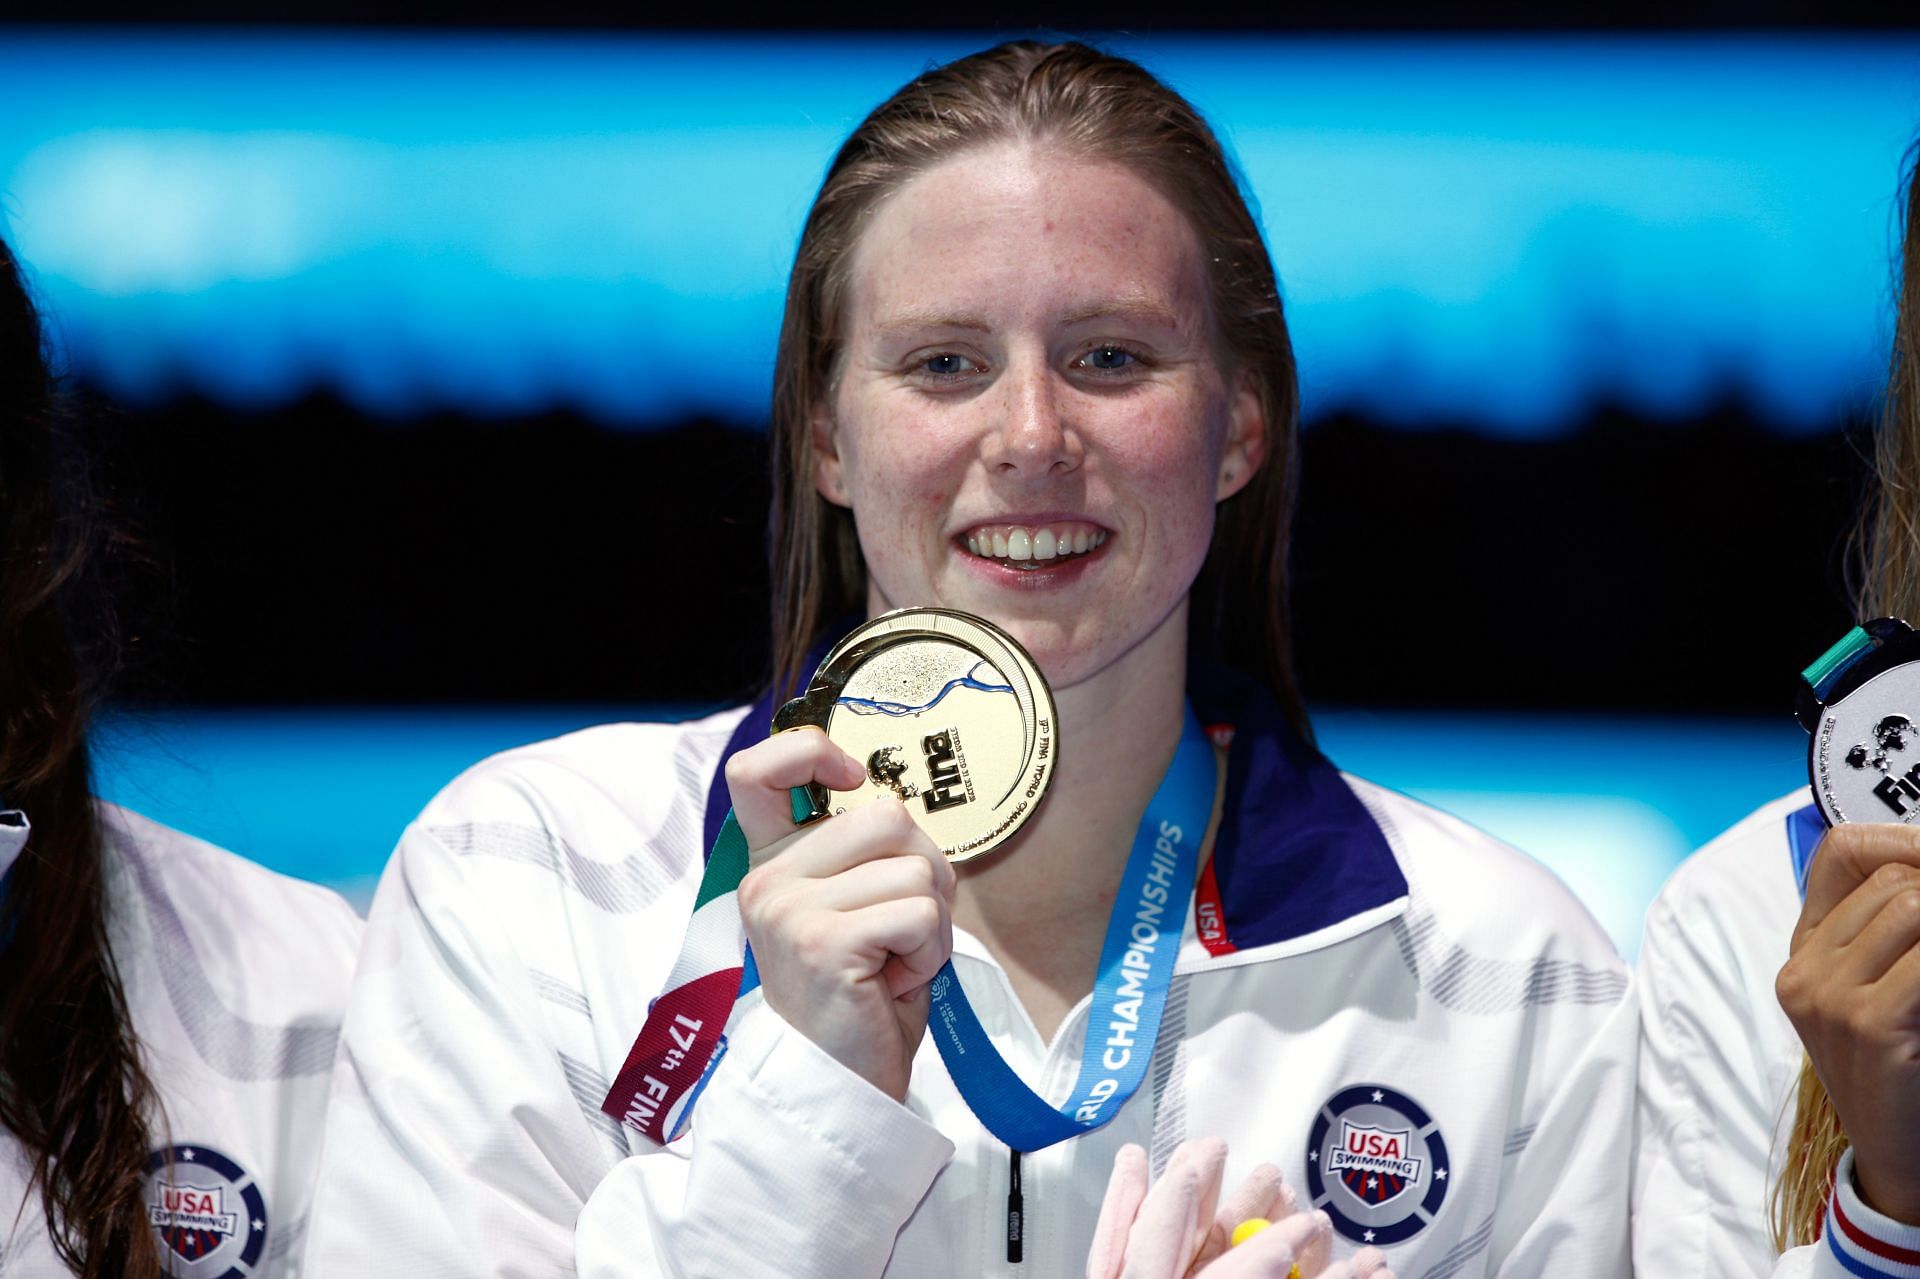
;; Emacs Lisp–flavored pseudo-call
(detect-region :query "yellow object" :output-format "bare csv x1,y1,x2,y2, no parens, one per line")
1230,1218,1272,1248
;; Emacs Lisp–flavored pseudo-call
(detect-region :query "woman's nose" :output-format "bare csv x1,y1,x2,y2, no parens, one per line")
984,360,1082,477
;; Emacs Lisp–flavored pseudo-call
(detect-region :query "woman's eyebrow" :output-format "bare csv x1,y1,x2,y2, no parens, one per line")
1058,299,1184,330
871,300,1186,337
870,308,994,338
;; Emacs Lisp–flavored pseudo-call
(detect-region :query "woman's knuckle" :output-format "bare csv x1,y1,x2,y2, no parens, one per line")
1843,1001,1881,1045
723,750,759,789
791,915,834,964
912,897,941,933
1776,960,1813,1012
1874,862,1914,892
875,798,915,837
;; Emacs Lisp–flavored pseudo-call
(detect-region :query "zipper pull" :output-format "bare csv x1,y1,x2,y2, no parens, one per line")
1006,1146,1024,1264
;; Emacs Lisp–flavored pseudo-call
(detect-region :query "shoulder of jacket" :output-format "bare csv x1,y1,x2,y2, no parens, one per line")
1653,790,1805,922
98,802,362,952
1639,790,1804,990
97,803,363,1038
392,707,751,929
418,706,749,829
1342,774,1625,970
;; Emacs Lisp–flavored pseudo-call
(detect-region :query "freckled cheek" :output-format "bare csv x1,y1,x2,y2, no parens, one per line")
1111,427,1223,559
1108,426,1220,502
851,444,957,510
842,436,968,552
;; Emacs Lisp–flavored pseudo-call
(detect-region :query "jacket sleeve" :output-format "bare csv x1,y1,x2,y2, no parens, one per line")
301,818,612,1277
1487,976,1639,1278
1776,1149,1920,1279
1632,882,1788,1276
303,787,950,1278
575,1001,954,1279
1773,1245,1817,1277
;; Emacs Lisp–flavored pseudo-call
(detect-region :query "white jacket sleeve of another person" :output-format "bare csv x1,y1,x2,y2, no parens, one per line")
301,716,951,1279
1633,794,1806,1275
1633,795,1920,1279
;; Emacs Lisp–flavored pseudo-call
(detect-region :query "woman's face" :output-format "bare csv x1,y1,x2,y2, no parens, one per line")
816,142,1264,691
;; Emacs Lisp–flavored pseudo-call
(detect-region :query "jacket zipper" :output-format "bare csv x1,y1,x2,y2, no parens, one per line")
1005,1145,1025,1264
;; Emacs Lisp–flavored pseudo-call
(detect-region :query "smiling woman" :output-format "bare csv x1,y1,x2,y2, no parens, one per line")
305,41,1634,1279
815,147,1264,696
770,47,1308,743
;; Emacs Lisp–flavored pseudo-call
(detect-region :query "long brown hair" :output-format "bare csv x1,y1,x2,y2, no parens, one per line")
768,40,1310,739
0,240,167,1276
1770,138,1920,1253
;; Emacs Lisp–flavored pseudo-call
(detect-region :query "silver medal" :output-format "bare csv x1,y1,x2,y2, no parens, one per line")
1809,659,1920,825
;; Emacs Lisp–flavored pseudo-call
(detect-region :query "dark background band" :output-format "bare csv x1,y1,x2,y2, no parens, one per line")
111,393,1861,713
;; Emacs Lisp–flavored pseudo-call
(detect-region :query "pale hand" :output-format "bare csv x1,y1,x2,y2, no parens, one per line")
1087,1140,1395,1279
1776,822,1920,1223
728,726,956,1102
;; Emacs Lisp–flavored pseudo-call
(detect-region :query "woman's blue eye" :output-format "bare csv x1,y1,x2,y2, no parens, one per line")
1083,346,1135,371
923,354,972,377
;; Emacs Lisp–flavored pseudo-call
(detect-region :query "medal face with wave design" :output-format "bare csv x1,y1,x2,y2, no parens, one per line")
773,608,1056,862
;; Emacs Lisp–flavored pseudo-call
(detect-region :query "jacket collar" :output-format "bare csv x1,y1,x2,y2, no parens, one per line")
703,658,1407,957
1186,663,1407,954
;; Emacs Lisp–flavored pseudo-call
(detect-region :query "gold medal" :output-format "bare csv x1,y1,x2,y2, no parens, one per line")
773,608,1057,862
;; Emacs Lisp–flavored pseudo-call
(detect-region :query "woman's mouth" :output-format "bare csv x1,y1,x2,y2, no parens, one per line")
960,521,1107,570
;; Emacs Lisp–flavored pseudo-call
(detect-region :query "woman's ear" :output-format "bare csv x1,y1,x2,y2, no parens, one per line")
1216,374,1267,501
812,404,850,507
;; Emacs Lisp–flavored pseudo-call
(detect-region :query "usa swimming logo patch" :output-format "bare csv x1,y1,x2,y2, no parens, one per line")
1307,1085,1450,1246
144,1144,268,1279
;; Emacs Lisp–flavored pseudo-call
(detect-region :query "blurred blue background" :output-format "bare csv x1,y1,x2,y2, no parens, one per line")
5,33,1918,431
92,706,1809,958
6,28,1909,956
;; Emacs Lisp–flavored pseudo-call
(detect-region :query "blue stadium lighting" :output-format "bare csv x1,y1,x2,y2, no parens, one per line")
3,33,1918,432
91,705,1806,954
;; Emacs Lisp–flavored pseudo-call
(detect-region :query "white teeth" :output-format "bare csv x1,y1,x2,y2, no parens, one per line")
964,523,1106,565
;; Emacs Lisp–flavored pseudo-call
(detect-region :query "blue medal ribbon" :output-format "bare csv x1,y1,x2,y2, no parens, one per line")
1786,802,1826,900
738,705,1215,1153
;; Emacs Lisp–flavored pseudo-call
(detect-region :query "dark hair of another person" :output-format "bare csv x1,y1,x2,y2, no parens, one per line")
0,238,166,1277
1771,139,1920,1253
768,40,1311,740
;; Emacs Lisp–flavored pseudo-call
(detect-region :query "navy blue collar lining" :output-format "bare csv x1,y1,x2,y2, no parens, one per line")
702,662,1407,954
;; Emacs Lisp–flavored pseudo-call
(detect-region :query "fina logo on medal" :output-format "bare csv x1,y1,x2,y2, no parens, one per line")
1809,655,1920,825
1843,714,1920,816
144,1144,268,1278
773,608,1054,863
1306,1085,1450,1247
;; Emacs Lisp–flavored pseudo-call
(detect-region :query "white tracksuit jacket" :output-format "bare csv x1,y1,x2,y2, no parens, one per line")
0,804,360,1277
1634,791,1920,1279
304,669,1636,1279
